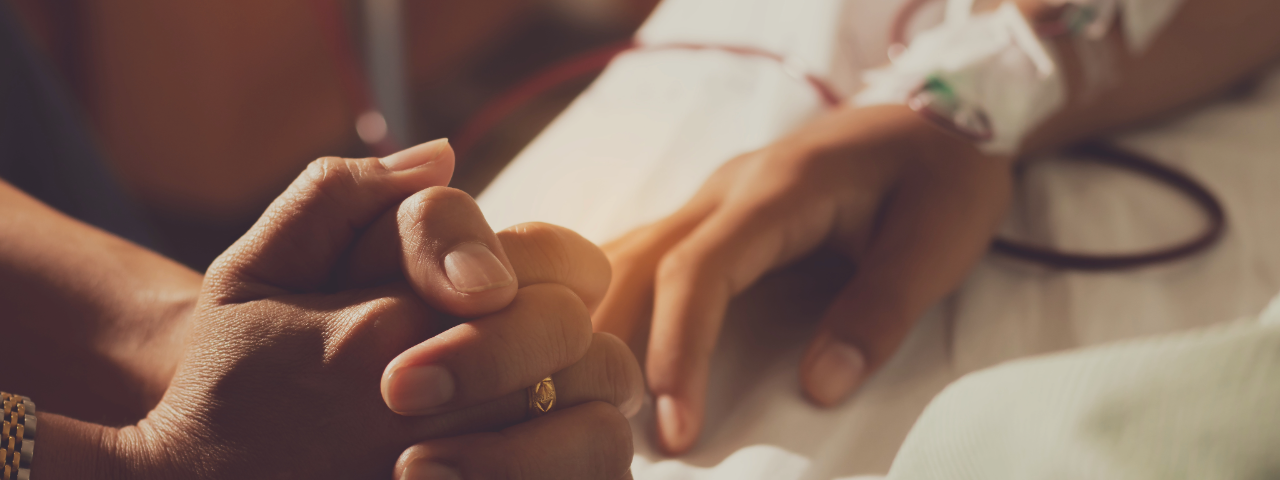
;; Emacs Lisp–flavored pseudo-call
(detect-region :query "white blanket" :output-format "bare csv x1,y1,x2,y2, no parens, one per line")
477,0,1280,477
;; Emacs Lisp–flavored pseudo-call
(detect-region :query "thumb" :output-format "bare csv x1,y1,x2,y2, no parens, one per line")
798,279,918,408
206,139,455,303
799,158,1010,407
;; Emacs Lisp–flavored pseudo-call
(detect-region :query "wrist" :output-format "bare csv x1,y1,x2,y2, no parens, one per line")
103,421,193,480
127,295,196,405
780,104,1011,169
102,284,198,416
36,414,193,480
893,105,1016,168
29,413,131,480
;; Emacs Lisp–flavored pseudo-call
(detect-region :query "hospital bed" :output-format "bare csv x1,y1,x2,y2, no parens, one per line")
475,0,1280,477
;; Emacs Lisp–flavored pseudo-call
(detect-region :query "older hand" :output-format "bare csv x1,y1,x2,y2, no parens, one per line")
594,105,1013,454
107,140,641,479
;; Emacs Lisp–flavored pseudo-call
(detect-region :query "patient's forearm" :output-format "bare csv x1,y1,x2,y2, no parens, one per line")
1023,0,1280,152
0,180,199,424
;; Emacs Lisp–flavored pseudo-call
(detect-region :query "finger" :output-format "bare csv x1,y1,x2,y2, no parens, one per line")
334,207,405,288
341,220,607,318
206,139,454,303
554,333,645,419
319,284,452,372
342,187,517,317
398,187,519,317
497,222,612,313
343,186,517,316
593,188,719,356
395,402,633,480
406,332,645,439
799,159,1011,407
382,283,592,415
646,184,834,454
592,150,750,355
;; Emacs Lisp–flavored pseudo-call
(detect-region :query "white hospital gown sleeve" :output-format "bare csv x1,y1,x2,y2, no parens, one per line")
883,294,1280,479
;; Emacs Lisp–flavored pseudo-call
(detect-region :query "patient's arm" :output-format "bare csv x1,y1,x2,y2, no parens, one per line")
1025,0,1280,150
0,179,200,424
592,0,1280,455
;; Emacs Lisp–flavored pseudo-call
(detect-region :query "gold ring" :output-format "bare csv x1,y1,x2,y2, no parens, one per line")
527,376,556,418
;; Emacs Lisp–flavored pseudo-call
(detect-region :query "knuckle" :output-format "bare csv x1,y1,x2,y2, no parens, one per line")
301,157,357,193
735,196,789,225
350,294,405,329
334,297,395,343
328,290,425,362
581,402,635,477
655,244,714,287
484,285,594,391
761,144,834,181
502,221,564,243
481,404,632,480
502,452,538,480
397,191,432,237
500,222,613,302
592,333,643,409
786,149,826,175
746,156,822,200
397,186,479,229
396,187,479,247
518,284,593,365
504,223,576,276
295,157,378,213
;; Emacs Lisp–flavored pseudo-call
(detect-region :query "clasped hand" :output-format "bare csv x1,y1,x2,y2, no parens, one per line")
109,140,643,479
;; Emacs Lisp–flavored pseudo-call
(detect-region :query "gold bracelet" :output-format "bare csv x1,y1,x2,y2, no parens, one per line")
1,393,35,480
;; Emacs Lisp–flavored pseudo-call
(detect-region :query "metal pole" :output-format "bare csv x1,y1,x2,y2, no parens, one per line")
363,0,411,147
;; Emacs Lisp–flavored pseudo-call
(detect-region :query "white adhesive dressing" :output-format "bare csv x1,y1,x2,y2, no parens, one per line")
855,0,1186,154
855,2,1064,154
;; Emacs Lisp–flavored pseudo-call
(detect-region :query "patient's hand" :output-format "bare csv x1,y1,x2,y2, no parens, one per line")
83,141,642,479
593,104,1013,454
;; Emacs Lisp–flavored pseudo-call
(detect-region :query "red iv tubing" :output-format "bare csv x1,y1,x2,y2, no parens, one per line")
311,1,1225,271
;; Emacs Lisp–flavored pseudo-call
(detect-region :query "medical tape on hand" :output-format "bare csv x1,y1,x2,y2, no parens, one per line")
855,0,1185,155
855,2,1064,154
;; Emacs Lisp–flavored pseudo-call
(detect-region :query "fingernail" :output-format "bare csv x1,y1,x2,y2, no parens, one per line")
403,460,461,480
620,389,644,419
806,338,866,407
444,243,514,293
381,138,450,171
385,365,455,413
655,395,692,454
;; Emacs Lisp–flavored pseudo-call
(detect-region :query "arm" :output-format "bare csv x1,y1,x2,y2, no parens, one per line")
19,141,642,479
593,0,1280,454
0,180,199,425
787,0,1280,159
1024,0,1280,151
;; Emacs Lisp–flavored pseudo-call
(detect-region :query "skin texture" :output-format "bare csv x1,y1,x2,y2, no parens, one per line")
596,106,1011,454
0,178,198,426
593,0,1280,454
9,0,1280,469
5,141,642,479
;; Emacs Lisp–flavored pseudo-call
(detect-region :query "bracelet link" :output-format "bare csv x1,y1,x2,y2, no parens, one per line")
0,393,34,480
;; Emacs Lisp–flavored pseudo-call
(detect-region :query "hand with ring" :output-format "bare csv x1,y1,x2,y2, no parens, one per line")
56,140,644,479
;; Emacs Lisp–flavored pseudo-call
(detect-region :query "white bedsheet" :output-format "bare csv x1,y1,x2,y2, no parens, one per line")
476,0,1280,478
